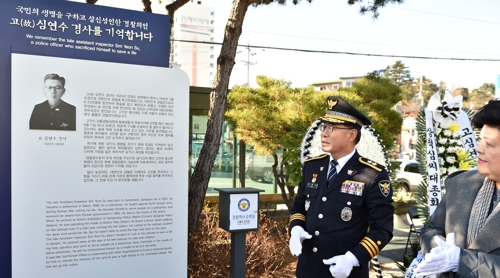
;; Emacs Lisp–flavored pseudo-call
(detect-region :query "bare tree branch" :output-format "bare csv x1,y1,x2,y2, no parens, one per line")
142,0,152,13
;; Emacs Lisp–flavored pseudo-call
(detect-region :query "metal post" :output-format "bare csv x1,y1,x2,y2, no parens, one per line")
230,232,247,278
232,138,238,188
239,141,246,188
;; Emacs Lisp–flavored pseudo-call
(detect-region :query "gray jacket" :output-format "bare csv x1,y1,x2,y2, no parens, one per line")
420,170,500,277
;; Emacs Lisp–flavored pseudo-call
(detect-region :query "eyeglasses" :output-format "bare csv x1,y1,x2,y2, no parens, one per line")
319,124,353,134
45,86,64,91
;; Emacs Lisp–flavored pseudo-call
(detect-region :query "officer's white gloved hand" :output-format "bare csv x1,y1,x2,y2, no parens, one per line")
322,251,359,278
415,233,460,277
289,226,312,256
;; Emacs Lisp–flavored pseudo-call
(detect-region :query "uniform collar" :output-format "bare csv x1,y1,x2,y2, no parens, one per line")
330,149,355,172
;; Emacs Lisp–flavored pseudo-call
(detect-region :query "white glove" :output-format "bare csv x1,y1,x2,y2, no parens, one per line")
415,233,460,277
322,251,359,278
289,226,312,256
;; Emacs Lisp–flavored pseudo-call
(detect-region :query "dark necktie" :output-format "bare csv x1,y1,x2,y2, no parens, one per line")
327,159,338,185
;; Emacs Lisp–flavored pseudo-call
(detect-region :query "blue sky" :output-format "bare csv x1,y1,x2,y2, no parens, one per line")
78,0,500,95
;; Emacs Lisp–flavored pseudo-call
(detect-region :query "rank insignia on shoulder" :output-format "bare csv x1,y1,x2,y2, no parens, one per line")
359,157,384,172
304,154,328,163
378,180,391,197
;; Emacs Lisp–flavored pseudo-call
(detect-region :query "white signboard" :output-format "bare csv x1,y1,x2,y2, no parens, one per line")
11,54,189,278
229,193,259,231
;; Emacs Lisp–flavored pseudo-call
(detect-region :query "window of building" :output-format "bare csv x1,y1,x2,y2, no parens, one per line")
210,55,214,59
345,81,352,87
190,110,280,196
210,46,214,50
211,11,214,16
333,84,339,90
210,63,214,68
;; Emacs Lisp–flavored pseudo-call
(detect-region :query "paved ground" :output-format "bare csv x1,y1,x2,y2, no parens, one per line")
369,213,418,278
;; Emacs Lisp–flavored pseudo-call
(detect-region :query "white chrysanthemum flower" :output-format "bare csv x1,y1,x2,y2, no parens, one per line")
446,156,456,164
438,138,448,145
439,157,444,165
446,146,455,153
440,118,452,129
443,130,452,137
355,128,386,165
440,167,447,174
452,130,461,137
448,166,458,173
438,147,445,154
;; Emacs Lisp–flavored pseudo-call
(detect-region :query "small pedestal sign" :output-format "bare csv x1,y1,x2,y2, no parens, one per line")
215,188,264,278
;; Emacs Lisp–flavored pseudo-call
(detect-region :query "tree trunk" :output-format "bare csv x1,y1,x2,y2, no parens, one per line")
273,152,296,212
188,0,254,234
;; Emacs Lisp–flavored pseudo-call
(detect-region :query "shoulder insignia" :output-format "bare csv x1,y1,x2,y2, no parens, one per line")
358,157,384,172
379,180,391,197
305,154,328,163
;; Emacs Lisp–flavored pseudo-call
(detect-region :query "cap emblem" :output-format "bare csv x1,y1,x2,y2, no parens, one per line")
327,99,338,110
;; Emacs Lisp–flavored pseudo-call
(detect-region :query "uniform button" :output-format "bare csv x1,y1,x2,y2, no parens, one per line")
318,214,323,219
313,247,318,252
315,231,320,236
347,201,351,205
322,197,327,202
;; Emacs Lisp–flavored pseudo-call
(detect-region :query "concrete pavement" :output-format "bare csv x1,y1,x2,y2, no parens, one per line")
370,212,420,278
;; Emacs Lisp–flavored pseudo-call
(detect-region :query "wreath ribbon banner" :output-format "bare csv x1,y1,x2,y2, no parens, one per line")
458,110,478,158
424,91,478,216
424,109,442,216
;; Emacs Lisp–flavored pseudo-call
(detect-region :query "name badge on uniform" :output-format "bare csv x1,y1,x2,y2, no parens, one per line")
340,180,364,196
306,183,318,189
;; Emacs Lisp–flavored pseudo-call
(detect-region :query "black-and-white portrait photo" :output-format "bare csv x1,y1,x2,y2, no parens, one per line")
29,73,76,131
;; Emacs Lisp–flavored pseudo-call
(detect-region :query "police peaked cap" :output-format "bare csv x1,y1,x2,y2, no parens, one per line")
320,96,372,126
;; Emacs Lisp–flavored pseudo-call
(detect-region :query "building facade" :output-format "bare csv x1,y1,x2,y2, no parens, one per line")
171,0,215,87
311,76,362,91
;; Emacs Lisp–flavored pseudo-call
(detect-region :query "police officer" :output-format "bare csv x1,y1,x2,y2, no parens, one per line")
29,73,76,131
289,96,394,278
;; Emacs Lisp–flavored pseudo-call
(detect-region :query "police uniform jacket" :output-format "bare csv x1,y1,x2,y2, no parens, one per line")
290,151,394,278
420,170,500,278
29,100,76,131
